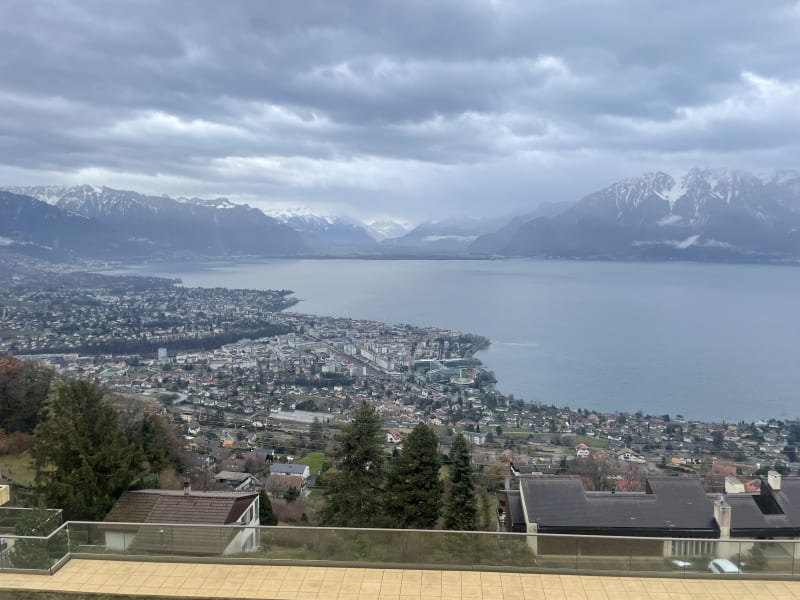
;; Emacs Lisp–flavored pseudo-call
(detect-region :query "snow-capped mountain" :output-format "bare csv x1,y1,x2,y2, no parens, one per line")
0,190,129,259
363,219,413,241
264,207,377,250
471,169,800,260
2,185,307,257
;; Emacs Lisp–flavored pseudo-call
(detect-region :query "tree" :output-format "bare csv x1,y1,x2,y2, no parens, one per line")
321,400,386,527
31,381,142,521
384,423,443,529
444,433,477,530
0,354,53,434
309,417,324,450
259,490,278,525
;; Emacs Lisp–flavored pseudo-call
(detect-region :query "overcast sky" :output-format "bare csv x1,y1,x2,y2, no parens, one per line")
1,1,800,222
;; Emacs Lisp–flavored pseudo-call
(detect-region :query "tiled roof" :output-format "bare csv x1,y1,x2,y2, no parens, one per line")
104,490,257,525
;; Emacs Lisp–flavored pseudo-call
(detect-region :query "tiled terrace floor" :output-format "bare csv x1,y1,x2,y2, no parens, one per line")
2,559,800,599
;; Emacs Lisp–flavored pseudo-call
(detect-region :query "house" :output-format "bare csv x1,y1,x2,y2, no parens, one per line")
501,476,718,558
267,473,307,497
501,472,800,563
386,429,402,444
269,463,311,480
214,471,260,492
575,443,590,458
250,447,276,464
616,448,645,463
102,486,260,556
462,431,488,446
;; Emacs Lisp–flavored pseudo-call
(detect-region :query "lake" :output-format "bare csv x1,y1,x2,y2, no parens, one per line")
117,258,800,422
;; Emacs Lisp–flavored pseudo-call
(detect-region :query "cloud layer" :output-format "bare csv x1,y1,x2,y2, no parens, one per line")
2,0,800,220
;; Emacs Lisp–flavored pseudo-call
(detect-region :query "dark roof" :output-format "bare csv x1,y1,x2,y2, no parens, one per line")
519,476,717,537
727,477,800,537
270,463,308,476
104,490,258,525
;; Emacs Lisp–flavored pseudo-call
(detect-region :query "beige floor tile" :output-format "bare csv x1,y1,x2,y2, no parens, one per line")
381,582,402,594
461,584,483,598
361,581,383,594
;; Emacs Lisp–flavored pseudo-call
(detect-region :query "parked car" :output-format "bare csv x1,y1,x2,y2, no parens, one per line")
708,558,741,574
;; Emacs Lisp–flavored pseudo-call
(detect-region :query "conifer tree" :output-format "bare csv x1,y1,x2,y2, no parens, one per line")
259,490,278,525
444,433,478,530
31,380,142,521
321,400,386,527
385,422,443,528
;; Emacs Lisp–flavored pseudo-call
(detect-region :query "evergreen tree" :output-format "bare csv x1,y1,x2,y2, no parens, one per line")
31,381,142,521
259,490,278,525
385,423,443,528
444,433,478,530
309,417,324,450
321,400,386,527
0,354,53,434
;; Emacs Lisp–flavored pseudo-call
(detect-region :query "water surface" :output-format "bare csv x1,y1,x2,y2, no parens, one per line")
118,259,800,422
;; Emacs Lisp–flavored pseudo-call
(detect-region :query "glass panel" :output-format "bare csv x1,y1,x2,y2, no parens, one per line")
419,531,477,567
533,534,578,571
474,532,534,569
1,535,50,570
740,540,795,576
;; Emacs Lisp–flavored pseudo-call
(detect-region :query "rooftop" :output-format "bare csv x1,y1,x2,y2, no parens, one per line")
104,490,258,525
2,559,800,599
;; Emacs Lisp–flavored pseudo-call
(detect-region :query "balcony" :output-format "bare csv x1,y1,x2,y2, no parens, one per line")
2,521,800,579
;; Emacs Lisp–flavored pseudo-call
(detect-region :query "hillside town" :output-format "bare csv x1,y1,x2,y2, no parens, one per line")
2,269,798,508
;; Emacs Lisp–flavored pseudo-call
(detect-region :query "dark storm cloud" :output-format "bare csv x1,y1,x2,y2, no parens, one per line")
1,0,800,219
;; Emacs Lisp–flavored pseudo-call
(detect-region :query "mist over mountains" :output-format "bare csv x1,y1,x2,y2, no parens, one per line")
3,169,800,263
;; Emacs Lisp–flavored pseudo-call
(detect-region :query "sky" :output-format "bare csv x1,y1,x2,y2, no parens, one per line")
1,0,800,222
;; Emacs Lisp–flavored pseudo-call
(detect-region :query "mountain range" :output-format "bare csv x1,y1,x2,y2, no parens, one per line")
471,169,800,261
3,169,800,263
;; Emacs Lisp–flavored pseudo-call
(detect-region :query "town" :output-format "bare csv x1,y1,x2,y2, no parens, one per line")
1,269,797,521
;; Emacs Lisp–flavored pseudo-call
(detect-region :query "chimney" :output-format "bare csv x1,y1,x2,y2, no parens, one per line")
768,470,782,491
714,495,731,539
183,472,191,496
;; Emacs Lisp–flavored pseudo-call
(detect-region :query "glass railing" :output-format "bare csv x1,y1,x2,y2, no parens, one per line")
63,522,800,578
0,523,69,573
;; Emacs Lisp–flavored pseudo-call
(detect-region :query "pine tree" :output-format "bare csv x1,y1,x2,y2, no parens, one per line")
259,490,278,525
444,433,478,530
385,422,443,528
31,380,143,521
321,400,386,527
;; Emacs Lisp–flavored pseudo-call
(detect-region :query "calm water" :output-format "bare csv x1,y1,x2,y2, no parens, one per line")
119,259,800,422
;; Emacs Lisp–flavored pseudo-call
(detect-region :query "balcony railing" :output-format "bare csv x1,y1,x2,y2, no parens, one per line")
2,520,799,579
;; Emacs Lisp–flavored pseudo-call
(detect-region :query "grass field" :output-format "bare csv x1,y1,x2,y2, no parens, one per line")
0,452,36,485
299,451,326,474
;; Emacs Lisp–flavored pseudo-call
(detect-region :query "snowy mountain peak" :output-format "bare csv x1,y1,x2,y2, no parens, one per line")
177,196,240,210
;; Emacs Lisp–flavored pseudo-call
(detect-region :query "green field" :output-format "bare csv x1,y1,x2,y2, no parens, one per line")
299,451,326,474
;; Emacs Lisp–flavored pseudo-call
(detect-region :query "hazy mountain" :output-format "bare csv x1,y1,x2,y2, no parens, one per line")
382,216,511,253
470,202,574,254
0,191,129,259
362,219,413,241
264,208,377,252
471,169,800,261
5,185,308,258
